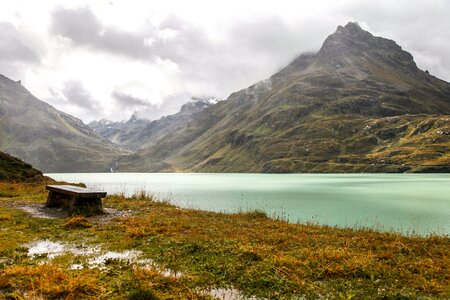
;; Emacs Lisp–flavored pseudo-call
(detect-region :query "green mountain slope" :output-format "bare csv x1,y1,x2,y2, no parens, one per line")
116,22,450,173
0,151,43,181
0,75,128,172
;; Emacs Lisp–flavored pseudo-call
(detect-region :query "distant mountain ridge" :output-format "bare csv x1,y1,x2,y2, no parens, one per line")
1,22,449,173
88,114,151,150
113,22,450,173
88,96,219,150
0,74,128,172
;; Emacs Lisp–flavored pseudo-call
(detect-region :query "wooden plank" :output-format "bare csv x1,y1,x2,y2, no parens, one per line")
46,185,107,198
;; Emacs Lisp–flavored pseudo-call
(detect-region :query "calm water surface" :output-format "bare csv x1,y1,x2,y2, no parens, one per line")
46,173,450,235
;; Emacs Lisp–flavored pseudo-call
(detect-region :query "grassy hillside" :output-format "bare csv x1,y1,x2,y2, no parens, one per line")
0,74,128,172
178,115,450,173
115,23,450,173
0,151,43,181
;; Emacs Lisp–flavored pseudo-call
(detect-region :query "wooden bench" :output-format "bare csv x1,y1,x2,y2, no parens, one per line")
46,185,107,215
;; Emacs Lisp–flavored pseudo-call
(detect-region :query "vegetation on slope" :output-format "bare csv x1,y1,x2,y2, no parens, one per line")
0,151,43,181
0,182,449,299
0,74,128,172
115,23,450,173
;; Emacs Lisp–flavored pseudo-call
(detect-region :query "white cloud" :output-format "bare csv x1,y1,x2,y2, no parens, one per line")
0,0,449,122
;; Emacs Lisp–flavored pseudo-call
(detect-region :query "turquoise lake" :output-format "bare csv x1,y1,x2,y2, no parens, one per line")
46,173,450,236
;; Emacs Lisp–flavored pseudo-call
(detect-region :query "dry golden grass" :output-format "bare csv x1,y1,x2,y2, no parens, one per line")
0,181,449,299
113,195,450,298
0,265,102,299
63,216,93,229
0,181,48,202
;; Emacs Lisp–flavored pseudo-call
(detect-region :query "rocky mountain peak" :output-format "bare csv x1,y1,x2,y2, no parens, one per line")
316,22,418,74
318,22,375,61
180,96,218,113
91,119,113,126
337,22,366,37
129,111,139,122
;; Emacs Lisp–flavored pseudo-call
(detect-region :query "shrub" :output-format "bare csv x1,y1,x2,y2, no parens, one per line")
128,288,159,300
63,216,92,229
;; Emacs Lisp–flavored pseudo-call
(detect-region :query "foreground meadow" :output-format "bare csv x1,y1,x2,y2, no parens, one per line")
0,181,449,299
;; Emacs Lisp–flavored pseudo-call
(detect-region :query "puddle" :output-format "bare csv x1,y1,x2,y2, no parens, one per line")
24,240,179,278
26,241,66,259
87,251,181,277
88,250,141,268
206,288,260,300
26,240,100,259
137,258,182,278
159,268,182,278
70,263,84,270
25,241,257,298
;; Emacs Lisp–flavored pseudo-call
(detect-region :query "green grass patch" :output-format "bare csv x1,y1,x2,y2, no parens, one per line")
0,181,449,299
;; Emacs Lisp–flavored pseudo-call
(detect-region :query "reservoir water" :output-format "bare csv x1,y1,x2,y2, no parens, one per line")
46,173,450,236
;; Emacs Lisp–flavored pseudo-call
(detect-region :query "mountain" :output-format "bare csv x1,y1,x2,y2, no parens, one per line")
88,96,218,150
88,113,151,150
0,151,43,181
0,74,128,172
115,22,450,173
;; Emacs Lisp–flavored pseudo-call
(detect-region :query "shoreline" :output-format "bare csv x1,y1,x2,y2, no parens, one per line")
45,172,450,237
0,180,449,299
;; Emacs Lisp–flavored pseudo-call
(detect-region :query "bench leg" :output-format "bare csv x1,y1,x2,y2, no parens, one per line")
71,197,104,215
46,192,76,210
46,191,61,207
68,195,77,211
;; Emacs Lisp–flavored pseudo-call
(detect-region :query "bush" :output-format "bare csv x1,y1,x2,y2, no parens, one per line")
63,216,92,229
127,288,158,300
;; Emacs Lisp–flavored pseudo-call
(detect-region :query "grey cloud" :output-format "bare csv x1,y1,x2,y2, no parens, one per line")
51,7,155,59
230,17,308,57
112,91,185,121
0,22,40,63
45,4,450,122
49,8,335,99
62,81,97,109
49,7,253,98
98,28,154,58
150,16,335,98
151,24,214,65
112,91,153,108
137,93,192,121
158,14,185,30
50,7,101,44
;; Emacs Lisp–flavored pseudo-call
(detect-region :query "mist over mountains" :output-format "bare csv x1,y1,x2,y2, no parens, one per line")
1,22,449,173
113,22,450,173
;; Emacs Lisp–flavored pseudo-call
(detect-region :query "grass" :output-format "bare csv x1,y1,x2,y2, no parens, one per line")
63,216,93,229
0,181,449,299
0,151,43,181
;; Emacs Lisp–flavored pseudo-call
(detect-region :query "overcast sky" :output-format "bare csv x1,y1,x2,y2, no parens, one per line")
1,0,449,122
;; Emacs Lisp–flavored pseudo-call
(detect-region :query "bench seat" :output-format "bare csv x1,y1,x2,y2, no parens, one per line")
46,185,107,214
